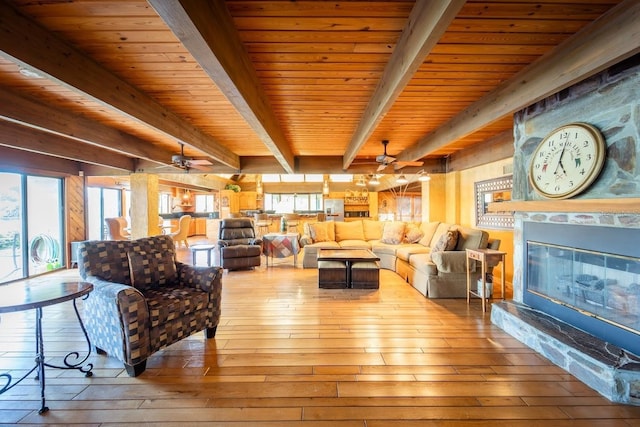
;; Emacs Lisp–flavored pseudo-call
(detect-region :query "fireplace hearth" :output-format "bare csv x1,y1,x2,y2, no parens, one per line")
492,300,640,405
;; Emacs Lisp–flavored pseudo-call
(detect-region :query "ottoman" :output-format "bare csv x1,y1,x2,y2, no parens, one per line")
318,260,347,288
351,261,380,289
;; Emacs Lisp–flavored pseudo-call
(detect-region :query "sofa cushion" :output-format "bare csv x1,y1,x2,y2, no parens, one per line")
338,240,371,250
418,221,440,247
432,229,459,252
305,241,341,249
370,241,400,256
128,250,177,288
395,244,431,262
335,220,365,241
308,222,332,242
363,219,384,241
381,221,406,244
404,223,424,243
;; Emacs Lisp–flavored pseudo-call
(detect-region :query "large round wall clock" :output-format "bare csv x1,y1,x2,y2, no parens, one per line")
529,122,606,199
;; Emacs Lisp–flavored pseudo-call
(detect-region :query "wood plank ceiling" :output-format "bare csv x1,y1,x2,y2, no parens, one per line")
0,0,637,177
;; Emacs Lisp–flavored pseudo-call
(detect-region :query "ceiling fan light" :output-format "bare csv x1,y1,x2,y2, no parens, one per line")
396,174,408,184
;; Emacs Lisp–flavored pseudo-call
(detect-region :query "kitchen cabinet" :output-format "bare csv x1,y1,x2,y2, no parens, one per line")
195,218,206,235
170,217,205,236
219,190,239,218
239,191,257,210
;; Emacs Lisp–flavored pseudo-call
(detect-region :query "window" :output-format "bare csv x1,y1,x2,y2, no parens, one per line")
195,194,215,212
87,187,123,240
159,193,172,214
0,172,64,284
264,193,323,213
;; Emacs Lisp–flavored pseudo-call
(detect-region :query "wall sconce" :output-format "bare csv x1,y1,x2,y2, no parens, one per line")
182,189,190,200
256,180,263,195
323,180,330,195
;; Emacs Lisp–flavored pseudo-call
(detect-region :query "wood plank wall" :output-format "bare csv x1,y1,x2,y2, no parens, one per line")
65,175,85,267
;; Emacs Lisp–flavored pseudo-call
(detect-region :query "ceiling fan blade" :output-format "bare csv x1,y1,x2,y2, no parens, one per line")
377,163,388,172
189,159,212,166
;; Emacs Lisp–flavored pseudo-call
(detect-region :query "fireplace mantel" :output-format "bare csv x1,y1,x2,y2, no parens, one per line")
488,198,640,214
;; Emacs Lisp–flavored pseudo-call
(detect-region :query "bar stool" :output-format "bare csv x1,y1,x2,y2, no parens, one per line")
254,213,271,237
284,213,299,234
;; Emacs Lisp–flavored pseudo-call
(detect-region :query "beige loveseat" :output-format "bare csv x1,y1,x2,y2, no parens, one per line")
300,219,499,298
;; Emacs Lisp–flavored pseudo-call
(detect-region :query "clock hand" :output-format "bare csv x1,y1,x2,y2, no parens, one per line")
555,142,568,175
558,158,567,175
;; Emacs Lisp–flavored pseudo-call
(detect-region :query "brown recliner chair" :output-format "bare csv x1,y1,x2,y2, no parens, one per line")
217,218,262,270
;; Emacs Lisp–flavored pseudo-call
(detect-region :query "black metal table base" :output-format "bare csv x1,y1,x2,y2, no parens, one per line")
0,297,93,414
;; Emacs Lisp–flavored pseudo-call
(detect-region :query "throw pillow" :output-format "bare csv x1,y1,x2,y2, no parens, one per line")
335,221,365,241
309,222,330,242
381,221,406,245
404,223,424,244
431,229,459,252
128,250,177,288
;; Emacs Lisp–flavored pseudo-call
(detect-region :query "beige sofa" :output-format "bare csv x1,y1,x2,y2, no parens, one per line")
300,219,499,298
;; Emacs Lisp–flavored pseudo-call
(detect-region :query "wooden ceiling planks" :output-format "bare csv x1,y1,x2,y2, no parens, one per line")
0,0,630,174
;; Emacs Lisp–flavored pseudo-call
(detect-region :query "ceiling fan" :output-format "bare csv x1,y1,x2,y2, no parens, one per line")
170,143,213,171
374,140,423,172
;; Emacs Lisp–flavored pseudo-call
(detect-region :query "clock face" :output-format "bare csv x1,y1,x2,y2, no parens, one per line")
529,123,606,199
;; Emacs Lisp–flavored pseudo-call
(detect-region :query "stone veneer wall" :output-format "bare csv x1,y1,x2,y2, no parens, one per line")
510,54,640,303
491,55,640,404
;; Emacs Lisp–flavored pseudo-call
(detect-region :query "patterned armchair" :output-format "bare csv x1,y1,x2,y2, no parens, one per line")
78,235,222,377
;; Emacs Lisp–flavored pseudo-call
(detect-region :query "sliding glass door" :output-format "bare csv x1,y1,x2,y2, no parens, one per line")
0,172,64,284
27,176,63,275
0,173,23,282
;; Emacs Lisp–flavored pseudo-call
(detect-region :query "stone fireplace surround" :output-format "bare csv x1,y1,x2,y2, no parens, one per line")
490,55,640,404
492,211,640,405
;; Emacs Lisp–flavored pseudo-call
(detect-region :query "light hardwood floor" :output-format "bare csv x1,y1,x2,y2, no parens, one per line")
2,241,640,426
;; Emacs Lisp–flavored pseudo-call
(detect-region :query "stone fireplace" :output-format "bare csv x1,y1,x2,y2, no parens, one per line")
492,212,640,405
490,55,640,405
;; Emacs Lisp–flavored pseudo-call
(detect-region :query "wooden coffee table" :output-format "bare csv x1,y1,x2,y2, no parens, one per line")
317,249,380,288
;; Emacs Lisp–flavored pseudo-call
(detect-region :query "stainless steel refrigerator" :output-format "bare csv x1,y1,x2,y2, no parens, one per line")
324,198,344,221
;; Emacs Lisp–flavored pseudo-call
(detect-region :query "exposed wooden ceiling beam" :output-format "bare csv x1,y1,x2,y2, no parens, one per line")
447,130,514,173
0,121,134,171
0,145,80,176
342,0,466,169
149,0,295,174
0,1,240,170
0,88,176,168
398,0,640,163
